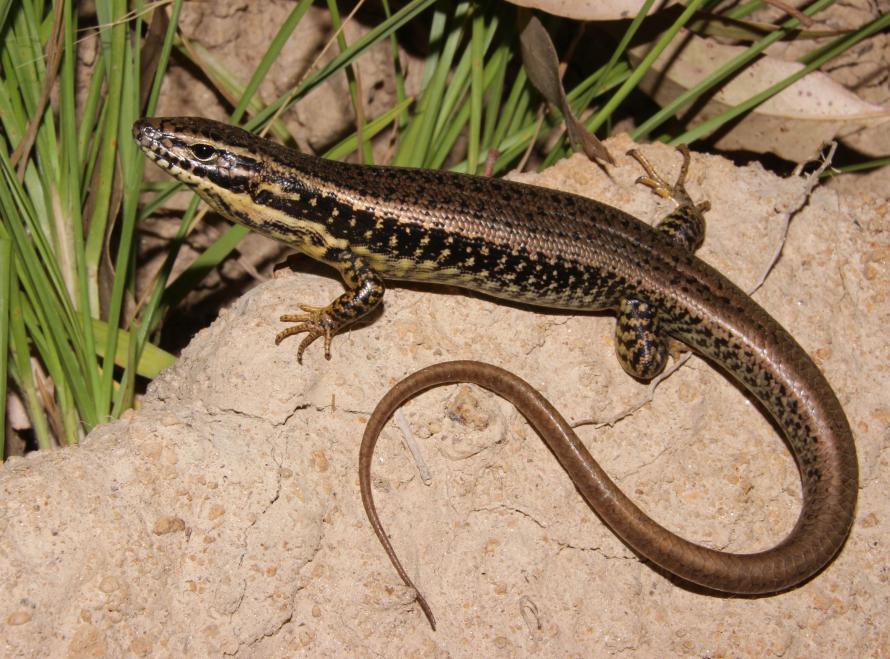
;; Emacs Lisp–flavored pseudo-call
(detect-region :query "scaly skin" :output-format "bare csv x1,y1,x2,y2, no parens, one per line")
133,117,858,630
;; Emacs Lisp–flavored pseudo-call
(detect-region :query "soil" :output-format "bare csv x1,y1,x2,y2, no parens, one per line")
2,138,888,656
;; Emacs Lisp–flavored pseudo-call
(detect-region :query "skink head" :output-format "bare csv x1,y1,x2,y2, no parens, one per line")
133,117,268,204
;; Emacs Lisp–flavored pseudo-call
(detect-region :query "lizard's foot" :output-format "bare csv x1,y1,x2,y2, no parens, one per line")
627,146,710,252
627,146,710,213
276,304,337,363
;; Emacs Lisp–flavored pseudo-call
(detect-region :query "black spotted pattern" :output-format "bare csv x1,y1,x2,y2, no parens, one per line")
134,116,858,597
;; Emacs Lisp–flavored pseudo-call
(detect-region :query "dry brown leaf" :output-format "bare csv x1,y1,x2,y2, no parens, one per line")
631,29,890,160
507,0,665,21
519,15,613,163
507,0,817,26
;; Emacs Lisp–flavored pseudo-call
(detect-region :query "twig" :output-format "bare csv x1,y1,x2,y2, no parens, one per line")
763,0,815,28
572,353,692,429
394,408,432,485
235,253,266,282
748,141,836,295
519,595,543,640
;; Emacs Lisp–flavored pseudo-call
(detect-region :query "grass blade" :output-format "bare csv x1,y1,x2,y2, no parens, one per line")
0,234,10,454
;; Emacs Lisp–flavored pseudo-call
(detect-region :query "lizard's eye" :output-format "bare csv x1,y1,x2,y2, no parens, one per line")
190,143,217,161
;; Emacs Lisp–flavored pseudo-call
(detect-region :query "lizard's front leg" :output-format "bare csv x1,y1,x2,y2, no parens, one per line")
276,250,385,362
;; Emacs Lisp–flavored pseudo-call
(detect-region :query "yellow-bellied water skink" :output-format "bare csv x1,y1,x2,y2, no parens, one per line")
133,116,858,630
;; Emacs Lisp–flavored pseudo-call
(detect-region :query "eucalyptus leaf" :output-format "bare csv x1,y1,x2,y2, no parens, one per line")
631,28,890,159
519,15,613,164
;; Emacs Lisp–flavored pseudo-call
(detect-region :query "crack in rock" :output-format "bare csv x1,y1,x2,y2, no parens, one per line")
470,504,549,529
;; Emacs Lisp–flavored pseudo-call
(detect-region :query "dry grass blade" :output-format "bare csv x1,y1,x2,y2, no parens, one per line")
139,4,170,108
762,0,815,27
10,1,65,180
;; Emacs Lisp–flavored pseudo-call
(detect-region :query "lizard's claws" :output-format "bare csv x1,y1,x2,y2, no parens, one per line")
276,304,337,362
627,146,695,207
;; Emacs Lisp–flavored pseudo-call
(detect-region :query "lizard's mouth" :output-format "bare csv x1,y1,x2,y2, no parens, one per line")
132,117,259,213
132,118,195,179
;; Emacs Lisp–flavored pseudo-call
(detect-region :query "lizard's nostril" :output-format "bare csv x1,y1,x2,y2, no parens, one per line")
132,119,160,143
